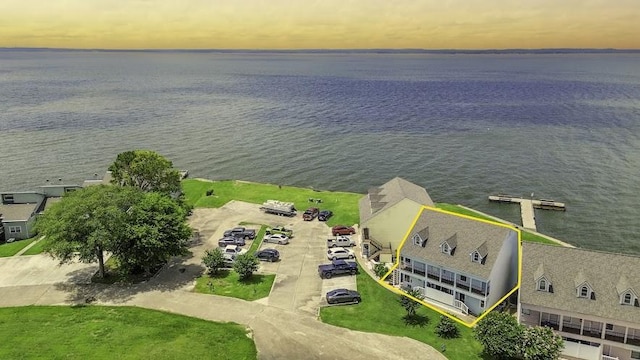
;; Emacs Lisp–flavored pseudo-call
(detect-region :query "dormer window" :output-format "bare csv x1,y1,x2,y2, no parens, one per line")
442,243,450,254
412,234,421,246
576,283,594,299
472,252,480,262
623,293,633,305
620,291,639,306
539,279,547,291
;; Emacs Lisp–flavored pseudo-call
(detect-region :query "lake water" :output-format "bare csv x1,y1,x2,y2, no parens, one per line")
1,50,640,254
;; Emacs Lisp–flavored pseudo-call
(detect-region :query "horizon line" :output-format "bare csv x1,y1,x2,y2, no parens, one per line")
1,47,640,53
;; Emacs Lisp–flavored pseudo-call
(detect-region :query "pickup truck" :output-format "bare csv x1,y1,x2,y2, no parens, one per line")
302,207,319,221
265,226,293,238
318,259,358,279
327,235,355,248
223,227,256,240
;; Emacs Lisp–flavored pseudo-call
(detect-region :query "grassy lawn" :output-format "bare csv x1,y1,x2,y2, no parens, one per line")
520,231,561,245
182,179,362,227
247,225,267,255
194,270,276,301
320,270,483,360
0,237,38,257
0,306,256,360
21,237,50,255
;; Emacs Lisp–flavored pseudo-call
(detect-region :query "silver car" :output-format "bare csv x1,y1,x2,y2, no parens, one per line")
327,247,355,260
263,233,290,245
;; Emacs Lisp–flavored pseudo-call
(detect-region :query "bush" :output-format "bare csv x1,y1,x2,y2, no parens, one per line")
435,315,459,339
233,253,259,280
475,311,521,359
202,248,225,275
373,263,389,279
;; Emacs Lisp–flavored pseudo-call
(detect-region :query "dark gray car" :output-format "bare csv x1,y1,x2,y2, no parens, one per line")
326,288,361,304
218,237,246,247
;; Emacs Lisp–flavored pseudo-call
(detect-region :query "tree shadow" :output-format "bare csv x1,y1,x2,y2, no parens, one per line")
402,314,430,327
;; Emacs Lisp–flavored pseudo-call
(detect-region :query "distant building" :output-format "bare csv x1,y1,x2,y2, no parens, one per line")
397,207,519,316
0,183,80,241
359,177,434,263
520,242,640,360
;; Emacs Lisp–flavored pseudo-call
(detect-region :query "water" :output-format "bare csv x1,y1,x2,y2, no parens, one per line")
1,51,640,254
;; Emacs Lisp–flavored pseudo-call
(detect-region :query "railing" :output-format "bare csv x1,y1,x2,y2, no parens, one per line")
627,337,640,346
427,273,440,281
602,355,619,360
561,323,582,335
541,321,560,331
582,328,602,339
413,269,426,277
456,283,470,291
604,331,625,343
441,278,454,286
453,300,469,315
471,287,486,296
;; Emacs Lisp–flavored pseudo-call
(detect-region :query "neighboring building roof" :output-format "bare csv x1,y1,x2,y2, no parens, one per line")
401,208,513,279
0,203,39,222
359,177,434,224
521,242,640,325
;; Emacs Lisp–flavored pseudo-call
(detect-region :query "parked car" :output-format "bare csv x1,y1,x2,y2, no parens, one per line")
218,237,246,247
256,248,280,262
327,247,355,260
302,207,319,221
223,245,248,257
326,288,361,304
326,235,355,248
265,226,293,237
318,259,358,279
223,227,257,240
318,210,333,221
332,225,356,236
263,233,290,245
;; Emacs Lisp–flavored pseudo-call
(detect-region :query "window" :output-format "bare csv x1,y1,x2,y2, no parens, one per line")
480,300,485,308
9,226,21,234
472,252,480,262
460,275,467,282
2,194,14,203
631,350,640,360
412,234,421,246
623,293,633,305
442,243,450,254
538,279,547,291
606,323,614,331
579,286,589,298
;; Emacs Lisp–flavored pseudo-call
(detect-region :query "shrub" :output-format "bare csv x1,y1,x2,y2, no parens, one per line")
202,248,225,275
435,315,459,339
373,263,389,279
233,253,259,280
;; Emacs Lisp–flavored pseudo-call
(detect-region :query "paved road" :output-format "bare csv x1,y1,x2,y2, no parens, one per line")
0,201,445,360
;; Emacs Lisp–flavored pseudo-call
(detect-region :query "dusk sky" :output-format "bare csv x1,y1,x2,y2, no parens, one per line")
1,0,639,49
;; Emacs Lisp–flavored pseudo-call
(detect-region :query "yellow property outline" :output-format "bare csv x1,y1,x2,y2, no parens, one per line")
377,205,522,328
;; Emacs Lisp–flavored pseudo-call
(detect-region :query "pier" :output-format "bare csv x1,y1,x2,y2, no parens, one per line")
488,194,565,231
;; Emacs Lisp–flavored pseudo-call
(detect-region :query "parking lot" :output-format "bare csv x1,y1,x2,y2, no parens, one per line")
189,201,358,316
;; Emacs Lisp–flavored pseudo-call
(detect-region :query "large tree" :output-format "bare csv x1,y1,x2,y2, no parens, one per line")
108,150,181,195
37,185,191,278
474,311,522,360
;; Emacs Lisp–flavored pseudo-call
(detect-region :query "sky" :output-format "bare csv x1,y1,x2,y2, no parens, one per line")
1,0,639,49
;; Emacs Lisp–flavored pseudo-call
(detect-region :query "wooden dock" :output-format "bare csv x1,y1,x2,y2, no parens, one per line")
488,195,566,231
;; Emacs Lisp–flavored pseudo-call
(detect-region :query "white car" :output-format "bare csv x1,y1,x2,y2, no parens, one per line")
224,245,248,256
263,233,290,245
327,247,355,260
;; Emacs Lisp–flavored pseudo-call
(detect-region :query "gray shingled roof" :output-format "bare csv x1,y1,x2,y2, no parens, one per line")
401,208,513,279
521,242,640,325
359,177,434,224
0,203,38,222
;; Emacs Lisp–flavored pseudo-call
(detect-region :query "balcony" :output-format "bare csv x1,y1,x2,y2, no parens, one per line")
427,273,439,281
627,336,640,346
582,329,602,339
604,331,625,343
471,287,487,296
541,321,559,331
441,278,454,286
456,283,470,291
561,324,582,335
413,269,426,277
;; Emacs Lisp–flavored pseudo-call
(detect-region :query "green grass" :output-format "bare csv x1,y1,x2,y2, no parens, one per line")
0,237,38,257
194,270,276,301
320,270,483,360
247,225,267,255
0,305,256,360
520,231,561,245
21,237,50,255
182,179,362,227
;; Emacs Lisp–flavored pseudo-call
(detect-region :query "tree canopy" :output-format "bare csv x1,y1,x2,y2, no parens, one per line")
108,150,181,195
37,185,191,278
